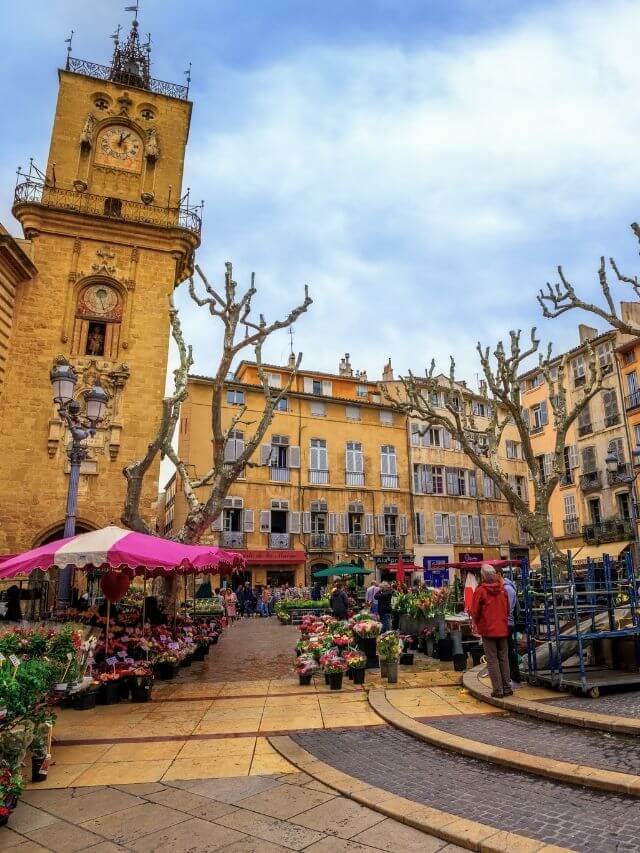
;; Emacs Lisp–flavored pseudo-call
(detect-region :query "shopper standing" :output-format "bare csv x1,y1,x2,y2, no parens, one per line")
374,582,394,632
470,565,511,698
501,571,521,684
330,582,350,619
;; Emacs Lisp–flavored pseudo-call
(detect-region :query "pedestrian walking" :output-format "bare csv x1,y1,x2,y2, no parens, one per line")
330,582,350,619
365,580,380,616
470,564,511,698
374,582,394,632
224,588,237,622
259,585,272,617
500,570,521,684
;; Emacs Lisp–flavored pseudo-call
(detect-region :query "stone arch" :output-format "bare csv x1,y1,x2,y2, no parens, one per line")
32,517,98,548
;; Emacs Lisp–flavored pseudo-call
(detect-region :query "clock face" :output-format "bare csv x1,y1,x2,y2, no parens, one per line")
95,125,143,172
80,285,120,319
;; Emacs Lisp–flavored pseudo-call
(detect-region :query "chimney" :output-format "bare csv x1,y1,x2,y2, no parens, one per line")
382,359,394,381
578,324,598,344
479,379,487,397
339,353,353,377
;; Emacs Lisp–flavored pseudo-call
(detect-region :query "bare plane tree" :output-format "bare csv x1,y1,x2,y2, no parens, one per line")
122,262,312,543
385,329,603,564
538,222,640,336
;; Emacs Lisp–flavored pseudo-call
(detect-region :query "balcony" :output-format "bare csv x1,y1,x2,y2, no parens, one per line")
580,471,601,491
309,469,329,485
608,463,633,486
381,474,399,489
347,533,370,551
309,533,332,551
560,472,573,486
13,179,202,236
270,467,290,483
221,531,245,549
605,413,621,428
577,422,593,438
529,424,544,436
563,517,580,536
269,533,290,548
346,472,365,487
383,534,404,552
66,55,189,99
625,391,640,412
582,517,634,544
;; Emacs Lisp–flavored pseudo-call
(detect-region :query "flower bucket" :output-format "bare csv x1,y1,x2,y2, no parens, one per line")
400,652,414,666
437,638,453,662
353,668,365,685
298,673,312,686
0,796,17,827
118,678,131,701
426,638,435,657
72,688,98,711
97,681,121,705
470,645,483,666
180,656,192,668
380,659,389,678
192,645,206,662
328,671,343,690
453,652,468,672
387,660,399,683
154,662,179,680
131,677,153,702
31,754,50,783
347,667,354,680
324,672,331,685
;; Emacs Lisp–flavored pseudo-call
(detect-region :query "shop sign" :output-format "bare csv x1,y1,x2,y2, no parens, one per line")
244,550,306,565
374,553,414,566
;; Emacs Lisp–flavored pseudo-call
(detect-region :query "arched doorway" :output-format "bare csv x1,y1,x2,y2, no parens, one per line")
31,521,98,613
36,523,95,547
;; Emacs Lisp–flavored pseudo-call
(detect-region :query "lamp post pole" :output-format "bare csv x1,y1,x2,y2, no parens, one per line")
50,358,108,607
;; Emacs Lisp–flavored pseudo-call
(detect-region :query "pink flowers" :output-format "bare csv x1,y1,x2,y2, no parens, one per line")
351,619,382,638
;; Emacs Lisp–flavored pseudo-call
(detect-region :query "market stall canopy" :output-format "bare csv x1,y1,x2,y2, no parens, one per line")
384,558,420,584
0,525,245,580
313,563,373,578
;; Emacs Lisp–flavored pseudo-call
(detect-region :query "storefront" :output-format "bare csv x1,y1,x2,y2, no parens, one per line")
242,549,307,588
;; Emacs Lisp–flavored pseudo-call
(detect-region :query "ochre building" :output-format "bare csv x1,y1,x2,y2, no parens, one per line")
0,21,200,554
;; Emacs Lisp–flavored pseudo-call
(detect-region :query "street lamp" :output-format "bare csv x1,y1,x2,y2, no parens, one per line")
605,440,640,567
50,358,109,605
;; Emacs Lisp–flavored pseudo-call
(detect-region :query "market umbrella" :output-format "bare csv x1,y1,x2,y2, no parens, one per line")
313,562,373,578
384,558,419,584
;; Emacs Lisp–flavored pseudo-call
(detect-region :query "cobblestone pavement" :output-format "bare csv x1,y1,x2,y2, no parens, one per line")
2,772,463,853
293,726,640,852
423,712,640,775
547,689,640,718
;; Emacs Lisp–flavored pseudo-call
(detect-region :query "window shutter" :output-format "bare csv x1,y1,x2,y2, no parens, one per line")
376,514,385,534
339,512,348,534
446,469,457,496
243,509,254,532
434,513,444,544
289,511,301,534
442,429,452,449
410,424,421,447
468,471,477,497
581,446,596,473
568,444,578,469
459,514,471,544
448,514,458,543
540,400,548,425
260,510,271,532
289,446,301,468
224,439,236,463
260,444,273,466
415,512,425,544
613,437,625,462
304,377,314,393
310,400,325,416
472,516,481,544
211,512,223,532
322,380,332,396
398,515,408,536
302,511,312,533
327,513,337,534
364,513,374,535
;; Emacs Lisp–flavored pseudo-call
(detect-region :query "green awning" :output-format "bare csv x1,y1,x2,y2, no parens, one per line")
313,563,373,578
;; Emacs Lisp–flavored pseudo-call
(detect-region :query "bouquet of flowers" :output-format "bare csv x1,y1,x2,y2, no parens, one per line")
343,649,366,669
319,650,349,674
295,654,319,675
154,651,179,666
377,631,403,660
351,619,382,638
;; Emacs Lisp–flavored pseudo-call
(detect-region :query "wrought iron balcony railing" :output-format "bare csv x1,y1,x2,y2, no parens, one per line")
582,517,634,544
270,467,290,483
66,56,189,100
577,422,593,437
347,533,369,551
607,463,633,486
346,472,364,487
221,531,245,548
381,474,399,489
580,471,601,491
13,179,202,236
309,533,332,551
269,533,290,548
383,534,404,552
563,517,580,536
625,391,640,412
309,469,329,485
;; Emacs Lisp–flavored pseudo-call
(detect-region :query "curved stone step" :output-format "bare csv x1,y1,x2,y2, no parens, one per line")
463,666,640,735
369,688,640,796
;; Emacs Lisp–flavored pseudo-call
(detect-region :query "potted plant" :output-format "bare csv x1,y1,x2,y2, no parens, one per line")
30,723,52,783
351,618,382,668
377,631,402,683
0,763,23,826
130,666,154,702
295,654,318,686
96,673,121,705
344,650,366,685
321,652,348,690
154,651,180,680
72,680,99,711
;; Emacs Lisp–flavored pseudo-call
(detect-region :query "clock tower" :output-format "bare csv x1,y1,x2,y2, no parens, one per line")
0,17,201,553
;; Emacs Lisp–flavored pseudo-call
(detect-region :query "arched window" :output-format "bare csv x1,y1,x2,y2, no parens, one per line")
72,280,124,359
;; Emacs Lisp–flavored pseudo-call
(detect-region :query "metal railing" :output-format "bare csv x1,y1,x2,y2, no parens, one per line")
529,424,544,435
625,391,640,411
346,472,364,487
560,472,573,486
309,469,329,485
66,56,189,100
269,533,290,548
563,517,580,535
580,471,601,490
347,533,369,550
381,474,399,489
608,463,633,485
270,467,290,483
221,531,245,548
309,533,332,551
577,422,593,437
582,517,634,544
383,534,404,552
14,179,201,235
605,413,621,428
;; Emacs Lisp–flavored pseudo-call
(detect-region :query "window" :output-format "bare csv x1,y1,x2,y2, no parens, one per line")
572,355,586,387
602,389,619,427
275,396,288,412
379,410,393,426
223,506,242,532
563,493,577,522
224,430,244,464
623,349,636,366
434,512,457,544
415,512,426,544
485,516,499,545
345,405,361,421
445,468,467,496
577,404,592,436
310,438,328,471
581,445,597,473
310,400,326,417
506,440,521,459
618,492,631,521
597,341,614,374
104,197,122,217
530,373,543,389
413,464,430,494
381,445,398,487
472,400,487,417
536,453,553,484
483,474,495,499
515,475,527,500
265,372,281,388
346,441,363,473
304,377,332,396
635,424,640,451
312,379,322,395
73,282,123,359
226,389,245,406
530,401,548,432
628,372,639,395
588,498,601,524
430,391,442,407
432,465,444,494
356,384,368,397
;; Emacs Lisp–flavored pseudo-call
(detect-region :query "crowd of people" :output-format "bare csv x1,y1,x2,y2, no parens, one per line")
216,581,317,621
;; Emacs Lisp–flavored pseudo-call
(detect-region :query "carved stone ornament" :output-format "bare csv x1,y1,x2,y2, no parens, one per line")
79,113,96,148
117,92,133,115
145,127,160,161
91,246,117,276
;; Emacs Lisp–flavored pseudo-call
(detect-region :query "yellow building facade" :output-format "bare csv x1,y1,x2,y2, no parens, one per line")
0,22,200,553
169,357,414,586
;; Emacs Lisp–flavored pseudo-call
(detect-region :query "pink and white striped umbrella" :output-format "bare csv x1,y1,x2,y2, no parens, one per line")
0,525,245,580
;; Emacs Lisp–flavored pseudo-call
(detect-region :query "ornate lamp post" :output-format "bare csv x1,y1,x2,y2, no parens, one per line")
605,441,640,568
50,358,109,605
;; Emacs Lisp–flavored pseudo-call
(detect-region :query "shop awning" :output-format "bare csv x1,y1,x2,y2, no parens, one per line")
569,542,631,563
313,563,373,578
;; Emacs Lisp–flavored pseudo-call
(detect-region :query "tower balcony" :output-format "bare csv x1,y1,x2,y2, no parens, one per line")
65,56,189,101
13,179,202,238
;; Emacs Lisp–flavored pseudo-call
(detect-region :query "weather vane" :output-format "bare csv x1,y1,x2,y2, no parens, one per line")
125,1,140,22
64,30,74,68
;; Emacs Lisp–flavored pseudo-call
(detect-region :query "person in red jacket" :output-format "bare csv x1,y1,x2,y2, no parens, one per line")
470,564,512,698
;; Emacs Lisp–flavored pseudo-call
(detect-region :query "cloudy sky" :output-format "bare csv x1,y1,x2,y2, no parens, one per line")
3,0,640,387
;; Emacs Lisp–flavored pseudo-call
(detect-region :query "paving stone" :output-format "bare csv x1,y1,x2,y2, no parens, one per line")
21,819,104,853
351,817,447,851
303,838,387,853
111,782,167,796
0,843,49,853
76,844,129,853
549,690,640,718
293,726,640,852
0,825,31,849
425,713,640,775
128,815,246,852
215,808,326,850
234,782,335,819
5,802,57,833
80,802,189,844
171,775,282,803
218,839,291,853
143,787,238,820
290,797,384,839
20,788,144,824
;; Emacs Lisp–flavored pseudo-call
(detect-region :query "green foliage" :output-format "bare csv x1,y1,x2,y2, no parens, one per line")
0,659,57,724
273,599,329,615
